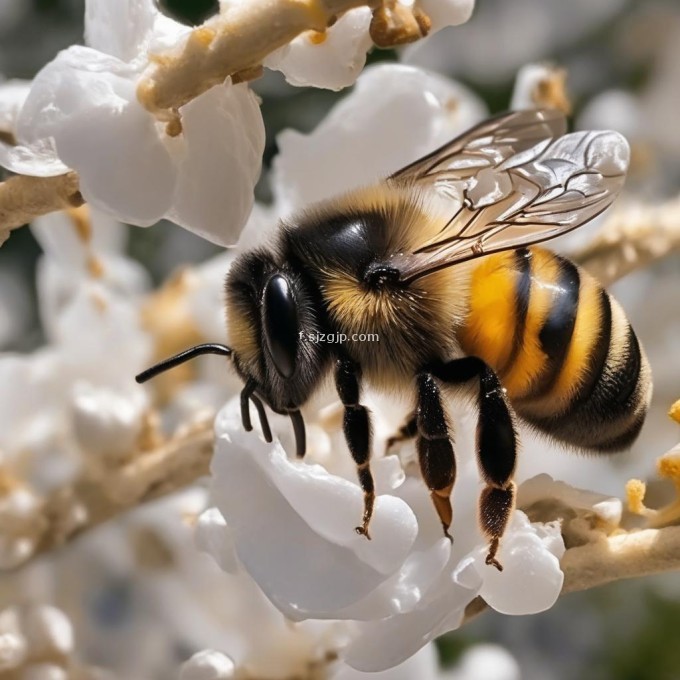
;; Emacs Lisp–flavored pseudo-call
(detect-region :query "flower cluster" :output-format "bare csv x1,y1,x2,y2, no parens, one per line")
1,1,680,678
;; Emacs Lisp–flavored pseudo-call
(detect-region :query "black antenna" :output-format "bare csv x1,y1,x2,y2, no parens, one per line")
135,343,232,384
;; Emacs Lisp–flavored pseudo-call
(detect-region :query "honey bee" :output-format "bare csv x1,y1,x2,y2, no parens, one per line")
137,109,651,570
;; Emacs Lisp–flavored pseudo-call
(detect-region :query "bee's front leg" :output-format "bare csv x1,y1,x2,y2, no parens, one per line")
415,373,456,540
335,357,375,539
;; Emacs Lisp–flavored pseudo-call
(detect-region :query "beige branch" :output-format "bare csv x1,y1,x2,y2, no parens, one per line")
12,422,213,568
137,0,380,120
561,526,680,593
0,173,82,241
574,196,680,286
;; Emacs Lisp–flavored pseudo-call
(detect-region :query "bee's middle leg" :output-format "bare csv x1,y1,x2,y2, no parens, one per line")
335,357,375,539
431,357,518,571
415,372,456,540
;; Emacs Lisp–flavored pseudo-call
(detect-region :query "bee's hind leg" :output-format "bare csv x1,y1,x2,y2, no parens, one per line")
415,372,456,540
431,357,518,571
385,412,417,454
335,357,375,539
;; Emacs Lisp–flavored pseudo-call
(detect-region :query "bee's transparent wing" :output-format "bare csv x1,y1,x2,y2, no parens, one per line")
389,108,567,189
389,121,629,284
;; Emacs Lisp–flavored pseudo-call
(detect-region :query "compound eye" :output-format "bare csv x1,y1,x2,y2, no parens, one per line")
263,274,298,379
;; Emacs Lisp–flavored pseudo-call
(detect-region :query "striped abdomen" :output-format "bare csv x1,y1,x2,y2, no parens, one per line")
459,247,652,452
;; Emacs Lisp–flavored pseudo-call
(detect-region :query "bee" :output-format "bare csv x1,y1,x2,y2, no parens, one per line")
137,109,651,570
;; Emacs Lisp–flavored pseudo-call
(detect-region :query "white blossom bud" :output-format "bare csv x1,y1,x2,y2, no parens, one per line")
180,650,236,680
19,606,74,661
0,488,43,570
71,383,144,462
0,631,26,671
443,644,520,680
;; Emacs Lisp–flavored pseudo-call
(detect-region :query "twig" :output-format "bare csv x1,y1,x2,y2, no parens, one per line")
561,526,680,593
0,173,82,241
14,422,213,567
574,196,680,286
138,0,381,120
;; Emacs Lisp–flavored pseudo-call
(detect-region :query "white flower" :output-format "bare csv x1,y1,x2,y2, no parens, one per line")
0,0,265,247
206,397,564,672
263,1,475,90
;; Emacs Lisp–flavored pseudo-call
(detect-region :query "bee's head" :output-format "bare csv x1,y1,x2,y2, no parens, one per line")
225,249,329,415
136,249,329,458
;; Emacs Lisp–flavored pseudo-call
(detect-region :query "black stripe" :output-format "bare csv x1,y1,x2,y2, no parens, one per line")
500,248,532,375
532,256,580,396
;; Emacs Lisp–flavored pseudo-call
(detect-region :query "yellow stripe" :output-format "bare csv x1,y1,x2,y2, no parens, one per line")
460,252,518,374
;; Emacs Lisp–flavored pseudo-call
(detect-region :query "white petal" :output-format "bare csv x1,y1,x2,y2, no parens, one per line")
195,508,240,574
53,283,153,390
0,350,65,455
443,644,521,680
85,0,156,61
180,650,236,680
419,0,475,33
71,383,146,461
15,46,175,224
273,64,486,212
474,512,564,616
264,8,372,91
36,253,150,342
19,606,74,658
0,139,69,177
335,643,439,680
210,402,418,619
56,97,175,226
168,83,265,247
342,583,470,671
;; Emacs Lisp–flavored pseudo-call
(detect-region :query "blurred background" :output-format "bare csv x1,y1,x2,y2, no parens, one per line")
1,0,679,678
